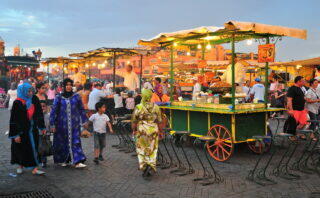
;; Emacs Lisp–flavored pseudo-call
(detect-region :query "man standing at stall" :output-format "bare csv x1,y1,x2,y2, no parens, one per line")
72,68,86,86
287,76,308,135
250,78,265,103
116,65,140,92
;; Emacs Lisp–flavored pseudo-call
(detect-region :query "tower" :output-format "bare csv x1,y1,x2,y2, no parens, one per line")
0,36,4,57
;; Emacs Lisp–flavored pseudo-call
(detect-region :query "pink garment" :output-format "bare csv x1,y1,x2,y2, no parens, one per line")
47,89,56,100
126,97,135,110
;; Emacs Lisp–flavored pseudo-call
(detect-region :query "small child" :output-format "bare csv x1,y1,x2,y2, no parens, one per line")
39,101,51,168
114,88,124,116
125,92,135,114
89,101,114,164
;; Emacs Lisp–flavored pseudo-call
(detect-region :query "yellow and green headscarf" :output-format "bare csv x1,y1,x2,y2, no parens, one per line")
141,88,153,105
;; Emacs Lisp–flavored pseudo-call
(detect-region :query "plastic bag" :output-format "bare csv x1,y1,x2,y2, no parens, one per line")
38,135,53,157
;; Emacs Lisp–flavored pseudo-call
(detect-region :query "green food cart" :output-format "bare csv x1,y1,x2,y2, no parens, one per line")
139,21,307,161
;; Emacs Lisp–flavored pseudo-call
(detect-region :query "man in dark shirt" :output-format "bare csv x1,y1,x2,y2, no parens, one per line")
286,76,307,137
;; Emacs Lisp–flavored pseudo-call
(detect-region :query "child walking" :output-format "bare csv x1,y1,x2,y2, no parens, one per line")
89,102,114,164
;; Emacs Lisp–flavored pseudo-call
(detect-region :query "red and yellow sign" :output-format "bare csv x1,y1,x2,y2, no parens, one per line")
258,44,275,63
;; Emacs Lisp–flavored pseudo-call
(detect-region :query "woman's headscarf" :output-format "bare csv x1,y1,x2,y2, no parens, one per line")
10,82,17,90
154,84,163,97
141,88,153,105
62,78,74,98
17,82,33,109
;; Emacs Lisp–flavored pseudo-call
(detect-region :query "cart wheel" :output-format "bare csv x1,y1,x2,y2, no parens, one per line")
247,141,271,154
207,124,234,162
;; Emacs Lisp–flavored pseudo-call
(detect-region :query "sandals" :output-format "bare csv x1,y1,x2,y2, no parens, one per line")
32,169,46,175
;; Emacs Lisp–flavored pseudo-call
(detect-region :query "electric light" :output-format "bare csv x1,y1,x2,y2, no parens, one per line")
206,44,212,50
246,39,253,45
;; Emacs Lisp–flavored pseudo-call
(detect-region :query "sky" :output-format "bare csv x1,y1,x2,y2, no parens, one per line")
0,0,319,61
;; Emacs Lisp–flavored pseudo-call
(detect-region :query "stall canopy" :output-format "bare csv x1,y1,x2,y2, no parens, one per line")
271,56,320,67
70,47,157,90
5,56,39,67
138,21,307,47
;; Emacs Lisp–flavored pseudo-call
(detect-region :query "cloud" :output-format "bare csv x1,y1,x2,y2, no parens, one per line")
0,9,46,31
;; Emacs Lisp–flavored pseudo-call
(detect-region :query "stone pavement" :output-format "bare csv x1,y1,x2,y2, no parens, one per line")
0,109,320,198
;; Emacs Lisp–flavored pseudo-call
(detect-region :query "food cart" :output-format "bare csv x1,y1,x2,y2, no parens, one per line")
139,21,307,161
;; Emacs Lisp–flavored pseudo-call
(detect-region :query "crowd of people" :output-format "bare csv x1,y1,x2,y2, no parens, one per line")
6,63,320,179
6,64,170,179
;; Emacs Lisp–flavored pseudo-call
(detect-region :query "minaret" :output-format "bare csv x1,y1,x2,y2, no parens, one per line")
0,36,4,57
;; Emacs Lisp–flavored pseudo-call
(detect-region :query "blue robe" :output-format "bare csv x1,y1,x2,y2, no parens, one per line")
50,93,88,164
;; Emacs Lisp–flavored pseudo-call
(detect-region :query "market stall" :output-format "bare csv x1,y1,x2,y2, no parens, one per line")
270,56,320,87
70,47,156,91
139,21,307,161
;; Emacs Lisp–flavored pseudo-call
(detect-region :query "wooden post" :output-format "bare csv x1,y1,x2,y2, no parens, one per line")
140,54,143,92
170,46,174,102
264,37,270,108
113,51,116,91
231,34,236,111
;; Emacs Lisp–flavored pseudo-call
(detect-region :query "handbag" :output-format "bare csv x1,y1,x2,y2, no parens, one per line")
38,135,53,157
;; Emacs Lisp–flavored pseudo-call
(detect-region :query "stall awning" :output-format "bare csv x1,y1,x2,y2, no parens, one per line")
5,56,39,67
270,57,320,67
138,21,307,47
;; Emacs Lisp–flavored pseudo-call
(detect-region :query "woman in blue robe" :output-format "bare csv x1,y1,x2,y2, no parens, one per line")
50,78,88,168
9,82,46,175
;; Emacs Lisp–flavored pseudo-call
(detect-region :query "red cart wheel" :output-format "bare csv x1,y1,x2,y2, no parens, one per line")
207,124,234,162
247,141,271,154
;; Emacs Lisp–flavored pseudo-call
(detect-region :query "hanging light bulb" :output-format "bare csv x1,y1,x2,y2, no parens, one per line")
93,63,96,66
197,44,202,49
206,44,212,50
187,52,191,56
246,39,253,45
85,64,89,68
173,42,178,47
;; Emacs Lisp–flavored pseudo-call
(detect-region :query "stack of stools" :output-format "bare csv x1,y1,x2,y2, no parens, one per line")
159,128,177,169
193,136,223,186
272,132,301,180
112,116,129,149
247,135,276,186
291,128,314,174
169,131,194,176
120,119,136,153
294,120,320,174
113,115,133,153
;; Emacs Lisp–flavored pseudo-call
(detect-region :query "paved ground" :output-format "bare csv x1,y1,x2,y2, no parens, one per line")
0,109,320,198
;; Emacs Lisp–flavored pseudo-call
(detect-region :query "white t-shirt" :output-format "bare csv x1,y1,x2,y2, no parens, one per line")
250,83,265,101
143,82,153,90
89,113,110,133
192,83,201,100
126,97,135,110
242,86,250,101
114,94,123,108
116,71,140,91
88,88,107,110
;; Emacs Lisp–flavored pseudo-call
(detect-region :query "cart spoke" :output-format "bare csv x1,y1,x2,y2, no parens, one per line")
214,127,220,138
215,147,220,158
208,143,215,148
221,142,232,148
218,145,231,156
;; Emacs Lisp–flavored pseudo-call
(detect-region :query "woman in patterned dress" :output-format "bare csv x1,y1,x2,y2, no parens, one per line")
131,89,162,178
50,78,88,168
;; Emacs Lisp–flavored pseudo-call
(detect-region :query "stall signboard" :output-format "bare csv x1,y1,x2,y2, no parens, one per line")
258,44,275,63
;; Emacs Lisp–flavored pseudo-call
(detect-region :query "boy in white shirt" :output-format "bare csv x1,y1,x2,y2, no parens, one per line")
88,102,113,164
